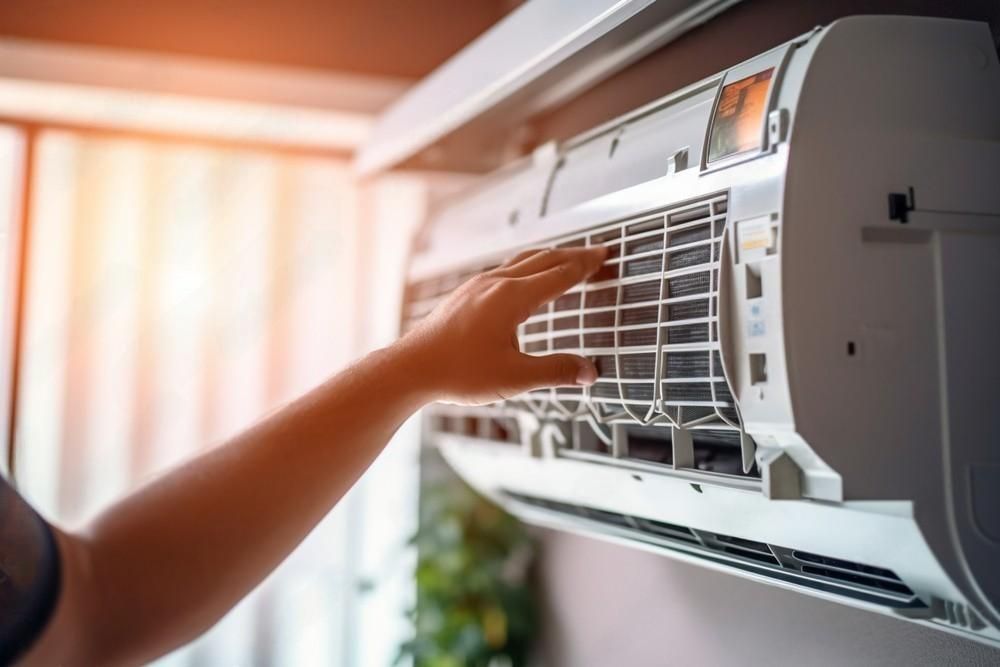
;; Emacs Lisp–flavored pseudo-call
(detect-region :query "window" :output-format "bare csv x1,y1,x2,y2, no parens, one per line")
1,43,425,665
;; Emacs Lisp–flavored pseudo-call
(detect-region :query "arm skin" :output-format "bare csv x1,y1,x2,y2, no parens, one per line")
22,245,607,666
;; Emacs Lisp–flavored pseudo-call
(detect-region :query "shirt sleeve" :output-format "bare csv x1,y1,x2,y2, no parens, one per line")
0,474,61,664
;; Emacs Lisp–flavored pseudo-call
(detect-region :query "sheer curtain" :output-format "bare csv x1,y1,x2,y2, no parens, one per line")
12,130,425,665
0,125,27,481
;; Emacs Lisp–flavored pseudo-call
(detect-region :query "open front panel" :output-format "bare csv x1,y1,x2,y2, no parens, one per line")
404,192,758,482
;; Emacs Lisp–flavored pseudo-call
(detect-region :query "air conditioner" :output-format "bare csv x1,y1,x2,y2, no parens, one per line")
398,16,1000,646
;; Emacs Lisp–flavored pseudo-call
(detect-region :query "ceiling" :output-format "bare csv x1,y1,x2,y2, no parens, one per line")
0,1,516,79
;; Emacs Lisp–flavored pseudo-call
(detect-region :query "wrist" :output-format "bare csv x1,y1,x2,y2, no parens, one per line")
375,336,441,409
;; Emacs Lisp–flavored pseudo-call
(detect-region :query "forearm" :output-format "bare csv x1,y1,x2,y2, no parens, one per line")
28,343,429,666
22,245,605,666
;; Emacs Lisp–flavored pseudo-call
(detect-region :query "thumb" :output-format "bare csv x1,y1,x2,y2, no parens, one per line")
511,353,598,392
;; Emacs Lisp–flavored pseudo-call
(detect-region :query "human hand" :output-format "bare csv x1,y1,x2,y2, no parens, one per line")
398,246,607,405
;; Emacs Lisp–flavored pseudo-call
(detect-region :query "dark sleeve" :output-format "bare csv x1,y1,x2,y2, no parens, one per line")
0,475,61,664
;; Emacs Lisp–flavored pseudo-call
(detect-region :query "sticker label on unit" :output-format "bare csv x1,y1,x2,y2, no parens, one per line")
747,299,766,337
737,215,774,262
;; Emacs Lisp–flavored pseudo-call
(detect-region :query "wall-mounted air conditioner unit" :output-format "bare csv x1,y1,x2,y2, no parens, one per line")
397,16,1000,646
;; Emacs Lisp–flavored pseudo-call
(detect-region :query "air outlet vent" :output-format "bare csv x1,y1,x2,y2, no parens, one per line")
504,491,924,610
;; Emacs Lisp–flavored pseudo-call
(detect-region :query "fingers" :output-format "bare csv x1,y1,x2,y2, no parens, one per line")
509,353,598,392
494,246,605,279
506,247,606,318
496,248,543,274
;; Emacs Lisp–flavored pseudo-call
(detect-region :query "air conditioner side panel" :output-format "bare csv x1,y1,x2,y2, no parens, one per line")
937,232,1000,627
780,15,1000,626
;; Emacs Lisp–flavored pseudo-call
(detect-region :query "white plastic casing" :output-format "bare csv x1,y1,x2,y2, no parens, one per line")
403,16,1000,646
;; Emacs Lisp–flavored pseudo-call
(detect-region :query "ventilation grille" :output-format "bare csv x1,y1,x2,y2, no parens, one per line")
505,491,925,610
404,193,755,479
514,195,734,431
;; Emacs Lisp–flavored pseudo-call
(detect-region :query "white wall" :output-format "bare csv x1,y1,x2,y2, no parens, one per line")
537,531,1000,666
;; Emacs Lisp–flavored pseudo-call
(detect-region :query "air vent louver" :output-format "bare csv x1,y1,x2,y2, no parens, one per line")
504,491,924,610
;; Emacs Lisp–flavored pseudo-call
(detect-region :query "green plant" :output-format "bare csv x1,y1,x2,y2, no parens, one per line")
398,478,538,667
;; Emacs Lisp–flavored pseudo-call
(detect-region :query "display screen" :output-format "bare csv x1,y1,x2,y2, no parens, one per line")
708,68,774,162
